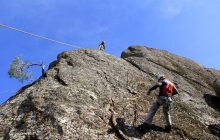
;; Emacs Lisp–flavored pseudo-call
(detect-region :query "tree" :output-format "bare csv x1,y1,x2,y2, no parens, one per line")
8,56,46,83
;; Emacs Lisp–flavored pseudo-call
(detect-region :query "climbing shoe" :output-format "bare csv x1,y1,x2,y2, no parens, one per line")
165,125,172,133
137,123,151,133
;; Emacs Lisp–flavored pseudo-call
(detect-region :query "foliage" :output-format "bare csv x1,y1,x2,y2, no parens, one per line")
8,57,33,83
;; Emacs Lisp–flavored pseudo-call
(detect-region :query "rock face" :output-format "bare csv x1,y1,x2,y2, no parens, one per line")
1,46,220,140
213,79,220,97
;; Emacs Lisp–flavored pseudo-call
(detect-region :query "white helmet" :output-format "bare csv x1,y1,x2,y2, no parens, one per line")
156,74,166,81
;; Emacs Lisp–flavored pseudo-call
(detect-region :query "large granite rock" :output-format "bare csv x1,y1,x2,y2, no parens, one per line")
0,46,220,140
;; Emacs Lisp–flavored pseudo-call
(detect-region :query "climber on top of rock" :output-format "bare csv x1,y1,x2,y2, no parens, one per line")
98,41,105,51
138,74,179,133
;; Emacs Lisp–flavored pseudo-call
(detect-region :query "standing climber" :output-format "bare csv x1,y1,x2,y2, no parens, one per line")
98,41,105,51
41,64,46,78
138,74,179,133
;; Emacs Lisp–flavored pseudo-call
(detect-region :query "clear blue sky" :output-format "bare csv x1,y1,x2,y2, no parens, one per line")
1,0,220,104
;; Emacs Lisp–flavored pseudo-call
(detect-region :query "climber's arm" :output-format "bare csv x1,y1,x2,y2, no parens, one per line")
147,84,160,95
172,86,179,96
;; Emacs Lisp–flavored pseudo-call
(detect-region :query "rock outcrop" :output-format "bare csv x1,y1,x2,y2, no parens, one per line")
213,79,220,97
0,46,220,140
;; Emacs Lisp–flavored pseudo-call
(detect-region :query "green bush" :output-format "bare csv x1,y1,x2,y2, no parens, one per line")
8,57,33,83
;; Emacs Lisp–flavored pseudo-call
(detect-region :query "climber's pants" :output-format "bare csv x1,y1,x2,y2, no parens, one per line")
144,96,172,126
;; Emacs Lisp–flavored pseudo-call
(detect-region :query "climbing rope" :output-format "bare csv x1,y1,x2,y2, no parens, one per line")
0,23,81,49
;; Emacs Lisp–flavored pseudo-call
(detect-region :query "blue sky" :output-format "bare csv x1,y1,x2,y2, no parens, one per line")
0,0,220,104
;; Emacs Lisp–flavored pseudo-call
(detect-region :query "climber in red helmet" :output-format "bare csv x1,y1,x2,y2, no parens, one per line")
138,74,179,133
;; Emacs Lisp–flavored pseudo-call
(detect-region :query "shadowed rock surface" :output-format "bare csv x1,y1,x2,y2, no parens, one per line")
213,79,220,97
0,46,220,140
